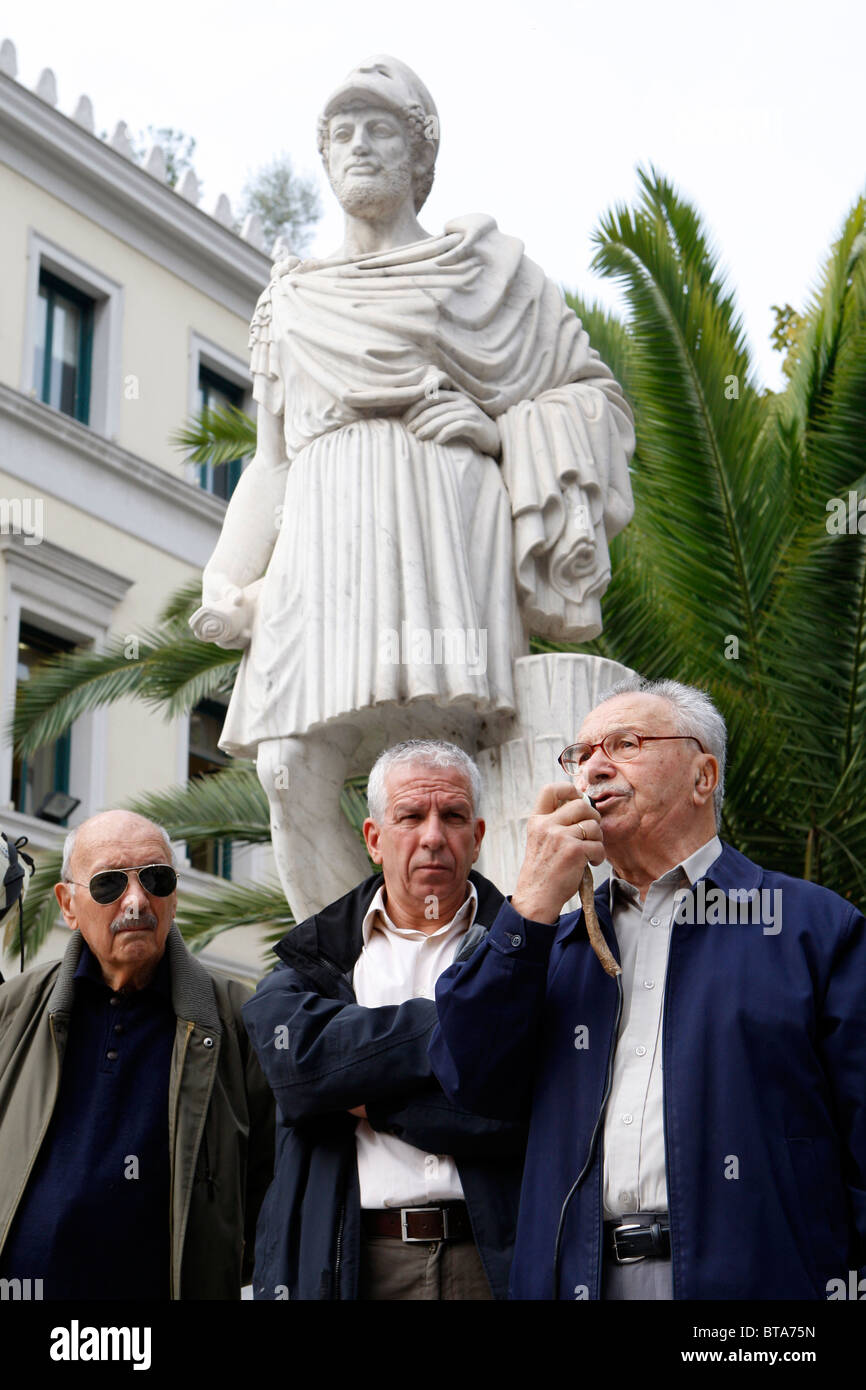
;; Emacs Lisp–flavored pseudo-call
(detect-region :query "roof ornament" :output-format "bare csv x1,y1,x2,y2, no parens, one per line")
0,38,17,78
71,95,94,132
34,67,58,105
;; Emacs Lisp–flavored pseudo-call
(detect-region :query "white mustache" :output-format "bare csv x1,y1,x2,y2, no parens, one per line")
110,908,159,934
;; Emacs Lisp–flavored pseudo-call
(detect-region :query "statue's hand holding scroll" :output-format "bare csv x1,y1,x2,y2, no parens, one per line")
189,579,263,650
403,390,500,457
549,482,597,596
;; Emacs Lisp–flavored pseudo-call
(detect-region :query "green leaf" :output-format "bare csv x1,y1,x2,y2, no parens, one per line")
125,766,270,846
171,405,257,467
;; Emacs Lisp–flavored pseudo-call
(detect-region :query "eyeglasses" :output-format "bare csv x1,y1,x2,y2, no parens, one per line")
67,864,178,905
558,730,707,775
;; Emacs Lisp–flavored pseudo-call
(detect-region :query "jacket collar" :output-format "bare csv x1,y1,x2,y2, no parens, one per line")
274,869,505,975
700,840,763,893
47,925,221,1032
557,840,764,949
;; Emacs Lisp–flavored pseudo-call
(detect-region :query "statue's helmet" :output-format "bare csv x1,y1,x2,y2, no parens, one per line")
317,55,439,212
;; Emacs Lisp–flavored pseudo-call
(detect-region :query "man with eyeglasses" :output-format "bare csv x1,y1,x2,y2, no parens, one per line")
0,810,274,1299
430,677,866,1300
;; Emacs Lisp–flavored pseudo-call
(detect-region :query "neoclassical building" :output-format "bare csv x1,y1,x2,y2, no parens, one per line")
0,39,276,981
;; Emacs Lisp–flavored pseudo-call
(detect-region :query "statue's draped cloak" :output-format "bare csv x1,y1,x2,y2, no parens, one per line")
219,215,634,756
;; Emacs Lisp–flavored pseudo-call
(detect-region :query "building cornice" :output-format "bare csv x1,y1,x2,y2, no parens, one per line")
0,532,133,607
0,72,270,319
0,382,227,567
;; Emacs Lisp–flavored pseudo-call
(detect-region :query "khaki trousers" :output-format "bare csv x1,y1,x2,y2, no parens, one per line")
358,1235,494,1300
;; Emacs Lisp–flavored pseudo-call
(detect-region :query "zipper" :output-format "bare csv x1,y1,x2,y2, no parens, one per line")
168,1020,195,1299
333,1200,345,1301
593,989,619,1300
661,930,677,1299
286,947,349,989
317,951,349,982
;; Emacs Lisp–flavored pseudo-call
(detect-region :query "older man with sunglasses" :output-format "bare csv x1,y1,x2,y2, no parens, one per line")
430,677,866,1301
0,810,274,1299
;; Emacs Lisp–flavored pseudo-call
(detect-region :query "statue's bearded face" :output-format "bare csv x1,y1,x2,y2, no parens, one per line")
327,104,415,218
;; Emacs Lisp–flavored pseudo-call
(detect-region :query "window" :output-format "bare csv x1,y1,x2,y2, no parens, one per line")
32,270,94,424
11,624,76,822
197,365,245,501
0,536,132,823
22,234,124,438
188,699,233,879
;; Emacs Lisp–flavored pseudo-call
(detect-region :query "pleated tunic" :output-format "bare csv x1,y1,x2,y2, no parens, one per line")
218,216,634,758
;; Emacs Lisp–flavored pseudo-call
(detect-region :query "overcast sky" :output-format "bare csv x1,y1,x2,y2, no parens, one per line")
6,0,865,389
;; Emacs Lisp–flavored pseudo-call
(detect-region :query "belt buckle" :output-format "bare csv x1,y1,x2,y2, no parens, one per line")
400,1206,443,1243
611,1222,647,1265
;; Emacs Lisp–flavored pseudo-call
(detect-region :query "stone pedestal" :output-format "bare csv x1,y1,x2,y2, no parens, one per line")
476,652,634,905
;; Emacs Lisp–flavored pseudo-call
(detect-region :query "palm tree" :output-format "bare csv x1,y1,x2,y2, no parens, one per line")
9,167,866,959
565,168,866,898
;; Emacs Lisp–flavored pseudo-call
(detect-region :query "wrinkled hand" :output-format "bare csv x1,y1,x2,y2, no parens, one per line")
189,579,262,650
511,783,604,924
403,391,500,456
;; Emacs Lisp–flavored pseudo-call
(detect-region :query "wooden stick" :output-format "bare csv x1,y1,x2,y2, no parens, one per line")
579,864,621,978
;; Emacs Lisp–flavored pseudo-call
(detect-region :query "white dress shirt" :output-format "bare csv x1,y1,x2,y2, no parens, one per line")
352,882,478,1209
602,836,722,1218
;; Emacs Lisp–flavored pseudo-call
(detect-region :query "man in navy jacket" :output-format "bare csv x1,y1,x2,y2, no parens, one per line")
430,678,866,1300
243,740,525,1299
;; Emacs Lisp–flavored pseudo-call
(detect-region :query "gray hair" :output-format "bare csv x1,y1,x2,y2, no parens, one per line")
366,740,481,823
595,676,727,825
62,815,176,883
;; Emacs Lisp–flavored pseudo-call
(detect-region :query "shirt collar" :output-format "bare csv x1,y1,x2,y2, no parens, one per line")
609,834,723,909
361,879,479,945
74,938,173,999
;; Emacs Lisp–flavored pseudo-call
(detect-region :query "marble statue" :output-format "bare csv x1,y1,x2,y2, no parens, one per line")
191,56,635,919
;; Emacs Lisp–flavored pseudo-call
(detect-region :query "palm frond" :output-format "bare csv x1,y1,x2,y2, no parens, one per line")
175,880,293,955
171,405,257,467
590,166,781,680
158,579,205,626
9,642,157,758
11,624,241,757
138,635,241,716
126,766,270,846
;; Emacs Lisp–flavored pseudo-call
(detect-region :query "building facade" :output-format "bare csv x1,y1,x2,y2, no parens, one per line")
0,41,275,981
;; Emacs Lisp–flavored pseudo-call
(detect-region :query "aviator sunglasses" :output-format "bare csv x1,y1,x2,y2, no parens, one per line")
67,864,178,905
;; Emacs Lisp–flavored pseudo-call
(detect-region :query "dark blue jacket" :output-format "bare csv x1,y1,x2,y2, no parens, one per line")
430,843,866,1300
242,870,526,1299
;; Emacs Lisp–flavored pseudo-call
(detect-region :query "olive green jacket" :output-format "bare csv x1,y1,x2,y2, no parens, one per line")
0,925,274,1299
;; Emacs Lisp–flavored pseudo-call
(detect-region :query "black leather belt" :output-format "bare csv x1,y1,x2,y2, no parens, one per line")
605,1215,671,1263
361,1202,472,1243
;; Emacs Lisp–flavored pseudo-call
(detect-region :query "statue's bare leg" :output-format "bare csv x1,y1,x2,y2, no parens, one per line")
256,726,371,921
